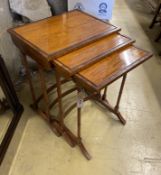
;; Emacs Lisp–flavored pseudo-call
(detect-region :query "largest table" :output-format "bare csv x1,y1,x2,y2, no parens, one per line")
8,10,152,160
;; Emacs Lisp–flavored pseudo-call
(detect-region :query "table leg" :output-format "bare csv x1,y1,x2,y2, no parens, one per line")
55,70,64,128
38,64,50,121
21,54,37,108
55,69,76,147
77,88,91,160
92,74,127,125
102,86,108,101
115,74,127,111
114,74,127,125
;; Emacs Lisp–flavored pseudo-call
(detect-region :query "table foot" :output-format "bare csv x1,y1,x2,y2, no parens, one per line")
50,118,91,159
50,121,62,137
30,104,50,122
115,111,126,125
96,97,126,125
62,132,76,148
78,141,92,160
50,120,77,147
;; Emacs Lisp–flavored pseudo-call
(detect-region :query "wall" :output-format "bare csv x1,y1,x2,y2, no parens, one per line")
0,1,21,78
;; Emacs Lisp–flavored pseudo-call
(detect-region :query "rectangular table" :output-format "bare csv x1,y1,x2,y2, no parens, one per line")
8,10,152,160
8,10,120,69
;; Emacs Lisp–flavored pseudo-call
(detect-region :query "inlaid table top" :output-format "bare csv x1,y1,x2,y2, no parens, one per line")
8,10,120,68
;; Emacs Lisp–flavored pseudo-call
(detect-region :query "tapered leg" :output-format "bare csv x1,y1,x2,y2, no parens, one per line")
55,70,64,128
114,74,127,125
55,69,76,147
38,65,50,121
21,54,37,108
77,106,81,139
94,74,127,125
77,88,91,160
115,74,127,111
102,86,108,101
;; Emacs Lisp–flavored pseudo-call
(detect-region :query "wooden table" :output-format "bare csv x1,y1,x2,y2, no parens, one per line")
8,10,153,160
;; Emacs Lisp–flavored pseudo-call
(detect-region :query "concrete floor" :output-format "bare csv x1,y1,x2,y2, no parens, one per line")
1,0,161,174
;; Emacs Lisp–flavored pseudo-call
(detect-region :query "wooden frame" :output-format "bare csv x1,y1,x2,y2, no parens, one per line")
0,55,23,165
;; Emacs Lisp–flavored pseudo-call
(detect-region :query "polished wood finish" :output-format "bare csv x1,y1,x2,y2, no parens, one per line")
54,33,135,77
8,10,153,160
8,10,120,68
74,46,153,92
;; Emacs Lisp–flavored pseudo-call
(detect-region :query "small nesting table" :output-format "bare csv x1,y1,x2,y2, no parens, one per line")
8,10,153,160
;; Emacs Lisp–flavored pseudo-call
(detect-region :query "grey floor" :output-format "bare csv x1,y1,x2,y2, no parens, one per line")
1,0,161,175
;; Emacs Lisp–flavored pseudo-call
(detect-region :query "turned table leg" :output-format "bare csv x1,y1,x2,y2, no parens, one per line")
21,54,37,108
77,87,91,160
113,74,127,125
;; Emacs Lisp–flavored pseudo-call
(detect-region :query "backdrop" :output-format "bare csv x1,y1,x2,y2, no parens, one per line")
68,0,115,20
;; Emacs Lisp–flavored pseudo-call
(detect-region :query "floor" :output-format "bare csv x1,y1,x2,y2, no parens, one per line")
1,0,161,174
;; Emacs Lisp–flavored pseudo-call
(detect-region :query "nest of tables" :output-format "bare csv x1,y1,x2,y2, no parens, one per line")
8,10,153,160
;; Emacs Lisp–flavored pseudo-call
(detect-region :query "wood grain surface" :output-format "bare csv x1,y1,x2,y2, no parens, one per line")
74,46,153,92
53,33,135,77
8,10,120,60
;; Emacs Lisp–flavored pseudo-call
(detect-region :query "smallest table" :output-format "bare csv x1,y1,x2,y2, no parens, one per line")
53,41,152,160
